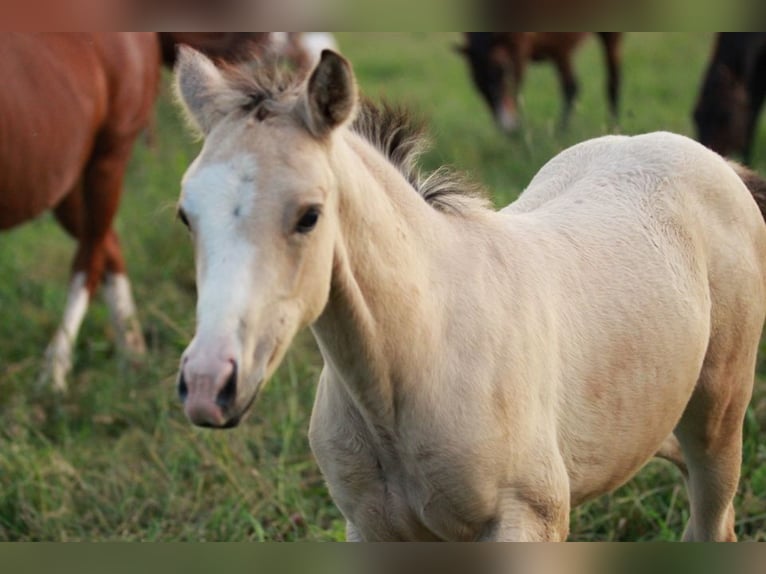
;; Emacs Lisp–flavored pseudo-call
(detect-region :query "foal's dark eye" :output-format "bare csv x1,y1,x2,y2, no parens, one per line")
177,208,190,229
295,206,321,234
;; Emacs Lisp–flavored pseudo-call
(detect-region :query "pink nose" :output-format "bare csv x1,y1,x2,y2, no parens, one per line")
178,353,238,427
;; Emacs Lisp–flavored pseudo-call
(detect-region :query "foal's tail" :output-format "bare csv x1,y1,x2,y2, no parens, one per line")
729,161,766,221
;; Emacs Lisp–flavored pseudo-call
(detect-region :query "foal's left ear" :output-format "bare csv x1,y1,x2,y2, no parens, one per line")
174,46,240,136
302,50,357,138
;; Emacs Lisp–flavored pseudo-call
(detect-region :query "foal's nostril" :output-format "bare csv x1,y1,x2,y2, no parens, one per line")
178,371,189,403
216,360,238,410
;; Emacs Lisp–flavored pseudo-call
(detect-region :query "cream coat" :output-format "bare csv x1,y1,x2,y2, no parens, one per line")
175,49,766,541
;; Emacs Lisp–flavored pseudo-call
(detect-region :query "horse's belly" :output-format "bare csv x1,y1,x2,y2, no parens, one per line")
563,342,707,506
0,162,85,230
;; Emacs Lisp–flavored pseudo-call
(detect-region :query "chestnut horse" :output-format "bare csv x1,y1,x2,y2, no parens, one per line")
694,33,766,163
0,33,160,390
457,33,622,133
174,49,766,541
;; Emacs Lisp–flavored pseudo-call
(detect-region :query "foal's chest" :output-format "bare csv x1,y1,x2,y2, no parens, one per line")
309,386,496,541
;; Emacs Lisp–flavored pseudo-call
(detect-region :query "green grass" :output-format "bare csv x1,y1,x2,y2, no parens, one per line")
1,32,765,541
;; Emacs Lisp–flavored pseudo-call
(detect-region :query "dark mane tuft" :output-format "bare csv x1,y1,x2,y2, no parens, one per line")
219,49,304,112
351,98,491,214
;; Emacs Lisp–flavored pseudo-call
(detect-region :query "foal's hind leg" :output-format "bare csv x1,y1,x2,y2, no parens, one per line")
673,330,759,541
655,434,688,480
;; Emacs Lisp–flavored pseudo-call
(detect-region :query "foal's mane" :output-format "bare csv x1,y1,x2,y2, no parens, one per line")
351,99,491,214
222,57,491,216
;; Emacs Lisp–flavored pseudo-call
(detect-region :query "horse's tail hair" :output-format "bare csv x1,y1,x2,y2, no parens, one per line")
729,160,766,221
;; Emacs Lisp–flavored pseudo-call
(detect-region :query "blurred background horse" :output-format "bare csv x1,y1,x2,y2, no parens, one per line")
0,33,160,390
457,32,622,134
693,33,766,163
159,32,338,71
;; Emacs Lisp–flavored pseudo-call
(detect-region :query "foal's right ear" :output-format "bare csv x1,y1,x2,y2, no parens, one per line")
302,50,357,138
174,47,231,136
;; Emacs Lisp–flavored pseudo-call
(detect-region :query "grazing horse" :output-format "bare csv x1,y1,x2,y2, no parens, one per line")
457,33,622,133
0,33,160,390
173,48,766,541
694,33,766,163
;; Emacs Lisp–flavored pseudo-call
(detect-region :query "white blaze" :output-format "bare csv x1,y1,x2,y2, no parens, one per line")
180,157,260,349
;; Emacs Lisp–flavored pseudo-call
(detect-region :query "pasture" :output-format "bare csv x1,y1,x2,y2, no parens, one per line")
1,32,765,541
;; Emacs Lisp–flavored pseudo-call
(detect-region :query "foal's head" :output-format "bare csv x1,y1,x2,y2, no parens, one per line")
174,48,357,428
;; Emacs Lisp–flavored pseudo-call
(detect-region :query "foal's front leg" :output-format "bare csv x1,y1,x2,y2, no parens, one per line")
484,487,571,541
485,448,571,542
345,521,363,542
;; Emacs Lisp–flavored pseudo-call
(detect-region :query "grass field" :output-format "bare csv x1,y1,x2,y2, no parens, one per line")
1,32,765,541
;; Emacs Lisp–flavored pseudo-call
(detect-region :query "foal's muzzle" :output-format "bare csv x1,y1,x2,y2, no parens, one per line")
179,356,240,428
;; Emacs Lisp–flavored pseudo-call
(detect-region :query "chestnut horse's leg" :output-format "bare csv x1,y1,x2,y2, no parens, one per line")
596,32,622,126
43,141,145,389
102,230,146,357
43,187,89,390
42,270,90,391
80,140,146,361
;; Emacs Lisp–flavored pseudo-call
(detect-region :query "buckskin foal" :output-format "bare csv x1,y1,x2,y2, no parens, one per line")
173,48,766,541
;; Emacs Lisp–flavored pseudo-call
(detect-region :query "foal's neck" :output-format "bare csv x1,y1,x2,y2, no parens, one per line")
311,131,447,426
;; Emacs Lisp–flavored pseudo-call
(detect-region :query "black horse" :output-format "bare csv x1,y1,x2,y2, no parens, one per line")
694,33,766,163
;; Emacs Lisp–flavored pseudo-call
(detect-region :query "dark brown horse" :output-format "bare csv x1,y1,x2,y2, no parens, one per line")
457,32,622,134
159,32,338,71
158,33,272,67
693,33,766,163
0,33,160,390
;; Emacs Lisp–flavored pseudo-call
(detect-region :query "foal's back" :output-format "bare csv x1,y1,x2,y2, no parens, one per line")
507,132,764,243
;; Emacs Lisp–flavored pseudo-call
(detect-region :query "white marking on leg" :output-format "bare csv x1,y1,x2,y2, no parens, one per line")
43,272,89,391
496,104,520,134
103,273,146,356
